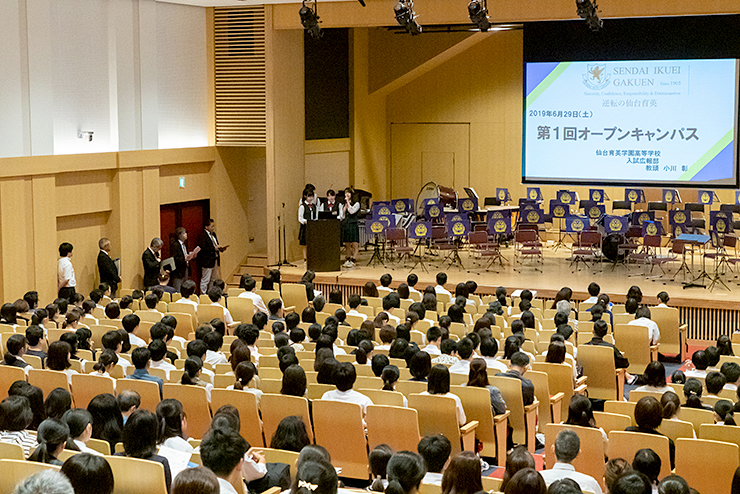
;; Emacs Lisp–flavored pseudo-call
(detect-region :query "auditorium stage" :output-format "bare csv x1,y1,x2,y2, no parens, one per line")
277,241,740,310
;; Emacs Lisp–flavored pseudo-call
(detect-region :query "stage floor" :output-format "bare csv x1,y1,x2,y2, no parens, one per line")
279,240,740,308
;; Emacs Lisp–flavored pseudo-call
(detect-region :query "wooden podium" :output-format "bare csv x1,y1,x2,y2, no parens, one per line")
307,219,341,272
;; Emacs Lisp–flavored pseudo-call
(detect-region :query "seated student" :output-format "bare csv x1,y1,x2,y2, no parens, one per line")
496,351,535,406
346,293,367,321
320,362,374,416
626,396,675,469
2,334,30,371
181,356,213,400
62,408,101,455
520,309,542,332
237,274,269,315
585,320,630,368
634,361,672,394
24,325,47,365
91,350,118,389
119,295,134,312
150,321,179,364
267,298,284,322
584,282,600,305
656,291,670,308
208,287,235,327
705,371,727,399
322,325,346,356
122,314,146,348
682,377,710,410
141,293,164,316
423,327,443,356
479,337,507,373
46,341,79,385
28,418,69,466
554,312,574,342
235,323,261,365
371,354,390,378
149,340,176,379
381,293,402,325
434,272,453,303
408,351,431,382
285,312,300,335
157,399,194,453
289,328,306,352
714,399,736,425
0,395,38,457
204,331,228,366
126,347,164,397
378,273,393,297
588,304,611,332
721,362,740,392
432,339,459,366
418,435,451,486
684,350,709,379
104,302,121,322
229,362,262,405
628,305,660,345
101,330,132,373
187,339,216,382
116,390,140,425
422,365,466,426
705,346,721,369
405,273,421,297
117,409,172,490
718,334,734,357
448,338,475,376
89,289,105,310
171,280,198,307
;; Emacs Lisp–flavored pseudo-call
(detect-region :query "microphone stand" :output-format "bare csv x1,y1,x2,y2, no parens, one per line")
269,202,295,268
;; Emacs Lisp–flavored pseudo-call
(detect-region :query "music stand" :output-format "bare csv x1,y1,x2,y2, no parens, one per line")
549,200,570,250
662,189,681,206
603,215,629,270
486,215,512,269
443,214,469,270
408,221,431,273
589,188,608,204
526,187,543,202
391,198,414,215
496,188,512,204
586,204,606,225
624,188,645,204
698,190,718,206
678,233,712,289
565,216,590,271
708,211,734,290
365,219,387,268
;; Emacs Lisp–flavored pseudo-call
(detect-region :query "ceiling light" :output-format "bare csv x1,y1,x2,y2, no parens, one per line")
300,1,322,39
576,0,603,31
468,0,490,32
394,0,422,35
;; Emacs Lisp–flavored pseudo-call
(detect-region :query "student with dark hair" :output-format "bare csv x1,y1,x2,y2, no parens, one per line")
611,472,652,494
417,434,451,486
385,451,426,494
181,357,213,401
434,272,452,303
119,409,172,490
0,395,38,456
408,352,432,382
714,399,736,425
628,305,660,344
282,364,308,398
422,327,443,356
126,347,164,397
268,298,284,322
156,399,193,453
422,365,466,425
57,242,77,302
626,396,675,469
584,282,600,305
8,381,45,431
24,325,47,364
61,408,98,455
122,313,146,348
719,334,735,357
200,424,250,493
432,339,459,366
2,333,29,370
230,361,262,404
61,453,115,494
706,371,727,399
585,319,630,369
270,415,311,453
371,354,390,378
441,451,482,494
496,352,534,406
28,418,69,465
320,362,373,416
448,337,474,375
479,337,507,373
203,330,227,366
656,291,670,307
44,388,72,421
88,393,123,452
634,361,672,394
46,341,78,385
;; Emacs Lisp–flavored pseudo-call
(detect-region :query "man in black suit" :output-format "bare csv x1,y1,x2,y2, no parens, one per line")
142,237,163,290
170,227,197,291
199,219,228,294
495,351,535,406
97,237,121,298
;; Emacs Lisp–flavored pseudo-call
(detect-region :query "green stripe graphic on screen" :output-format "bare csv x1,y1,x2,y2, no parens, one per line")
526,62,572,109
678,129,734,181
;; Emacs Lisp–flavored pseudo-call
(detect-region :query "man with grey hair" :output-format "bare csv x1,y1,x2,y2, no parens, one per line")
142,237,163,289
539,430,603,494
98,237,120,297
13,470,73,494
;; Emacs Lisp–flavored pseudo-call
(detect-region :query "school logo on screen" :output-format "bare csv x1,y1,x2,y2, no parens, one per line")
583,64,611,90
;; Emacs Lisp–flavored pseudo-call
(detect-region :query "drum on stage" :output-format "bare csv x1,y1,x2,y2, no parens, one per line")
602,234,624,261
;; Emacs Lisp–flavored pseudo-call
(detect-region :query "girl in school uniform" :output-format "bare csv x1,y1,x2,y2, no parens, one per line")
298,188,318,265
340,188,360,268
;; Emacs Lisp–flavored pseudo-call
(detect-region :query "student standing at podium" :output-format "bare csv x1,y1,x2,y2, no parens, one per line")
298,188,318,264
340,187,360,268
319,189,342,217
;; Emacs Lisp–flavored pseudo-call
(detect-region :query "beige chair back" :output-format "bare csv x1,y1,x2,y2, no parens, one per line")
675,438,739,494
28,369,70,399
105,454,168,494
396,380,428,396
699,423,740,463
366,405,420,452
452,385,508,464
593,411,631,436
650,306,684,359
116,378,161,412
658,418,695,443
70,374,115,409
613,323,652,374
490,375,537,451
313,400,369,479
228,297,255,325
608,431,671,479
282,284,309,315
577,344,621,400
163,384,211,439
196,304,226,327
211,389,264,447
677,406,715,433
0,460,60,494
530,362,575,419
408,393,465,455
359,389,405,407
545,424,606,491
0,366,26,400
261,394,313,443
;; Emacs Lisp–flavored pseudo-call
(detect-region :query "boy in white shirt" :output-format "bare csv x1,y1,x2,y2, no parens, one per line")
320,362,374,416
123,313,147,348
204,330,229,366
434,272,453,303
208,287,237,328
346,294,367,321
148,339,177,379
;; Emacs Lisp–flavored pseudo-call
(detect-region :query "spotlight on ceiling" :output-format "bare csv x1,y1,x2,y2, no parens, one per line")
468,0,490,32
576,0,603,31
394,0,422,35
300,1,322,39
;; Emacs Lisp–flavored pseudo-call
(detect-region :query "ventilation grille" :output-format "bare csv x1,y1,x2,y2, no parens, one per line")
214,6,266,146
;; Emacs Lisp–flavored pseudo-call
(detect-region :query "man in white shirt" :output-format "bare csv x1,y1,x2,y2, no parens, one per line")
208,287,236,327
583,282,600,306
320,362,374,416
423,327,443,356
448,337,475,375
480,337,509,373
381,293,402,325
628,306,660,345
237,275,269,315
378,273,393,297
57,242,77,302
434,272,453,303
346,294,368,321
407,273,422,298
148,340,177,380
539,430,603,494
200,426,250,494
418,435,451,486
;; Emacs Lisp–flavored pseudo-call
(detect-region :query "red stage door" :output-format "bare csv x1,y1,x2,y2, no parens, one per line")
160,200,210,293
